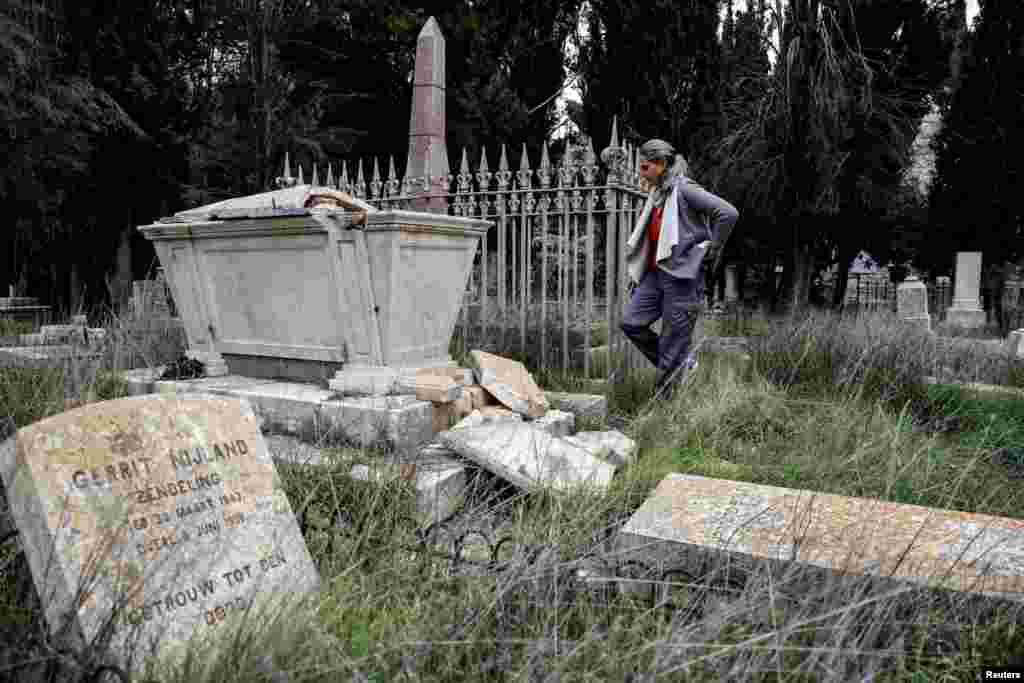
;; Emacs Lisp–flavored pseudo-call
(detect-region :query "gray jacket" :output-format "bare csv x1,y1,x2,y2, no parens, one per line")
627,176,740,281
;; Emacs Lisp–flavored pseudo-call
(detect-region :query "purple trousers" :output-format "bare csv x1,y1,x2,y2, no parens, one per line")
620,267,704,387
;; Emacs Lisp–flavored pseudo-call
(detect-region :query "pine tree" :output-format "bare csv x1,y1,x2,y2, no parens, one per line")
927,0,1024,275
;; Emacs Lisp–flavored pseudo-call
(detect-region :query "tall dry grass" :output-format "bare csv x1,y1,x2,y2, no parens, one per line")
2,302,1024,680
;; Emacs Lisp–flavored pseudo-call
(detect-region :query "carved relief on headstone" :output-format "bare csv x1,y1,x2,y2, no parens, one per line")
0,394,319,672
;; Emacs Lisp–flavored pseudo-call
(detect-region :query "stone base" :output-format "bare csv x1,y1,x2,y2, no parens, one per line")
122,364,614,455
329,359,458,396
223,353,343,385
124,371,435,454
944,307,986,330
0,345,103,368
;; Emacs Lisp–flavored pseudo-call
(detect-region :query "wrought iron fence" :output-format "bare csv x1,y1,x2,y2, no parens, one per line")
289,121,654,379
278,120,1024,381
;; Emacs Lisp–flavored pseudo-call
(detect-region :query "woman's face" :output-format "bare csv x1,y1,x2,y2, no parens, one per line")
638,157,667,183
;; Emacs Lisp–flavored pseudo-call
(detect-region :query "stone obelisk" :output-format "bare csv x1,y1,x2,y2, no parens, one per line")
406,17,449,214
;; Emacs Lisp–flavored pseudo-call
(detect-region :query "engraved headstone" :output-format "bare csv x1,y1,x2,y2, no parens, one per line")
896,275,931,332
620,473,1024,602
946,252,986,329
0,394,319,672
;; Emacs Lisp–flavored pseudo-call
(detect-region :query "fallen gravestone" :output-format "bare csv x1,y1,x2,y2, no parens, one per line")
619,473,1024,603
0,394,320,673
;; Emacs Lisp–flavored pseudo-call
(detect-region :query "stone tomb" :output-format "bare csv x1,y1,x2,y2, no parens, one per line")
0,394,319,672
619,473,1024,602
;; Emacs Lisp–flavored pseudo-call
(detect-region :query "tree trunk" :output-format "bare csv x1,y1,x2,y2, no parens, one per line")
115,224,134,312
69,262,80,315
831,240,857,310
789,240,813,312
760,254,778,312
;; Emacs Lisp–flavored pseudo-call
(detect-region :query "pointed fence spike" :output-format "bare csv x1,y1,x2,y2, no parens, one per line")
284,151,292,180
357,159,365,184
609,116,620,148
298,164,305,185
372,157,381,181
520,143,532,170
459,148,470,174
477,147,490,173
326,162,335,188
340,161,350,186
312,162,320,187
498,144,509,171
540,141,551,168
585,137,596,163
388,156,398,181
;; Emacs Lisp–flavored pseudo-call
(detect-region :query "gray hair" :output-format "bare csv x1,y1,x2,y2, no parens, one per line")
639,138,688,204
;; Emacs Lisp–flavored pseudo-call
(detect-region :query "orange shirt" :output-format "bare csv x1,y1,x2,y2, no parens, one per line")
646,206,664,272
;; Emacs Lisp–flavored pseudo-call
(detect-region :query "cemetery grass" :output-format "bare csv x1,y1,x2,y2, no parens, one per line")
1,306,1024,679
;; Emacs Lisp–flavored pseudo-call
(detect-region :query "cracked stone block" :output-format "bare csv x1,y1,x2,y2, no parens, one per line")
418,366,474,385
431,392,474,433
397,374,463,403
564,431,638,467
463,385,497,410
450,407,523,431
439,421,614,493
468,350,549,418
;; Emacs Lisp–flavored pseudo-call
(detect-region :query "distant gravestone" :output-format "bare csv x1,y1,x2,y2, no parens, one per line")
946,252,986,329
0,394,319,672
896,275,931,332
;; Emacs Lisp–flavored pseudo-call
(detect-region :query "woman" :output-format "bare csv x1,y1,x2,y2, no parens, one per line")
620,139,739,397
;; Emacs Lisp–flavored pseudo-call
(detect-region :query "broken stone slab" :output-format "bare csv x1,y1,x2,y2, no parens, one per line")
544,392,607,424
397,374,463,403
463,385,497,410
450,407,524,431
148,375,435,454
265,435,466,526
530,410,575,438
416,366,474,385
431,392,474,433
468,350,549,418
438,421,614,492
347,458,466,526
618,473,1024,604
565,431,637,467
